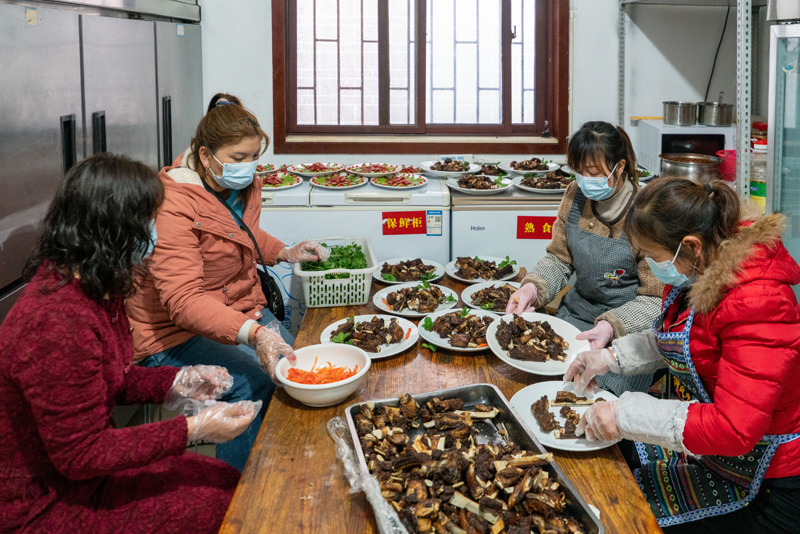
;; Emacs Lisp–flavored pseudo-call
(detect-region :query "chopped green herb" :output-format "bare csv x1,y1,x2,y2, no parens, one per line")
461,306,469,318
498,256,517,269
419,272,436,282
445,294,456,303
416,279,431,290
422,342,438,353
481,303,495,310
473,256,483,263
301,243,367,280
422,317,434,331
493,176,508,187
382,273,397,282
331,331,351,344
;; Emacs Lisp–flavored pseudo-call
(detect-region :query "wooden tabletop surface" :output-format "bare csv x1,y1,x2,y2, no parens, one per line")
220,271,662,534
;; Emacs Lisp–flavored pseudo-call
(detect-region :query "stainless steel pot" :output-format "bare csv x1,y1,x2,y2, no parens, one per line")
663,101,698,126
697,102,733,126
659,153,721,184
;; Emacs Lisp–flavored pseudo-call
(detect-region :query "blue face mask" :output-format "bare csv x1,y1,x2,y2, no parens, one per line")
645,241,696,288
134,219,157,264
575,163,618,201
209,153,257,190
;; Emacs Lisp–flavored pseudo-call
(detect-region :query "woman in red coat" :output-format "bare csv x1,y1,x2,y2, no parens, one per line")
565,177,800,533
0,154,259,533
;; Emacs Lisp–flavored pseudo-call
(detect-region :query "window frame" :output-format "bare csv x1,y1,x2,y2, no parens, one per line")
272,0,569,154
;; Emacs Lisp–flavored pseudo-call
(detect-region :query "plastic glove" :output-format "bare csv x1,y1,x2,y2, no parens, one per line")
186,400,261,444
505,283,538,315
252,320,297,382
282,240,330,263
576,320,614,350
563,349,620,396
575,399,620,442
164,365,233,411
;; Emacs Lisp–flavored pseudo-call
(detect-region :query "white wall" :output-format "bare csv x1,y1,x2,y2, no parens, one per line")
199,0,741,164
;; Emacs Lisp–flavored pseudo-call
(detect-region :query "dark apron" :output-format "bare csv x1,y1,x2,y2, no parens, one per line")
633,286,800,527
560,189,652,395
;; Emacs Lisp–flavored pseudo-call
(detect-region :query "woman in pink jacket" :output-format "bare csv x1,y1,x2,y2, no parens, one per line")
126,103,325,471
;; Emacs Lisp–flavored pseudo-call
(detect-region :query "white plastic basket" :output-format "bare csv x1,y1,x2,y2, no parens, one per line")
292,237,379,308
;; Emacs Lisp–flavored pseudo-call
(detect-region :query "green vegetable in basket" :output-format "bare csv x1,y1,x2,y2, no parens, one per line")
301,243,368,280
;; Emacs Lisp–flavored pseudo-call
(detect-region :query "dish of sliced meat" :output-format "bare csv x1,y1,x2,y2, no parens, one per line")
259,171,302,189
370,173,427,189
321,314,418,360
373,257,445,284
419,160,481,177
286,162,344,176
418,309,496,352
461,281,521,313
310,172,368,189
445,256,519,284
346,162,399,177
373,282,459,318
500,160,560,176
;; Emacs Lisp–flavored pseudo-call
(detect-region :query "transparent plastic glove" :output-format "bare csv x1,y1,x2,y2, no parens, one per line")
576,320,614,350
186,400,261,444
505,283,538,315
164,365,233,411
252,320,297,382
282,239,330,263
575,399,620,442
563,349,620,396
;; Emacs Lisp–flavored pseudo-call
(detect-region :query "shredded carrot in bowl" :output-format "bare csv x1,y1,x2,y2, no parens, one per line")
286,356,360,385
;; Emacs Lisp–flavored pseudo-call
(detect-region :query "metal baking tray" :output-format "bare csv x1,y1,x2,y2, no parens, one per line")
344,383,603,534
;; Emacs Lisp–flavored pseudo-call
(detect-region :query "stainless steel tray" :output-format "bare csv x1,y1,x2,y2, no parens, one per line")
344,383,603,534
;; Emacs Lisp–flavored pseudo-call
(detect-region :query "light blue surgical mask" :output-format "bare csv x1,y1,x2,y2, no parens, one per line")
134,219,157,264
575,163,618,201
209,153,257,190
645,241,696,288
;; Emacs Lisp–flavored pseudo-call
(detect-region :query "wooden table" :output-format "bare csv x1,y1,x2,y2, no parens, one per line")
220,272,662,534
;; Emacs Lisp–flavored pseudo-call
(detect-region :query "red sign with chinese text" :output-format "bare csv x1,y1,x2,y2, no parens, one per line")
516,216,557,240
382,211,427,235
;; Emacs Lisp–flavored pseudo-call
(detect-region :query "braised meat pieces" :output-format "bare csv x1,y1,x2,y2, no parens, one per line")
387,285,449,313
454,257,514,281
495,315,569,363
510,157,549,171
429,312,494,349
555,406,580,440
470,283,517,312
330,316,406,353
531,396,558,432
457,175,504,190
382,259,437,282
431,158,470,172
478,164,503,176
520,170,571,190
353,394,587,534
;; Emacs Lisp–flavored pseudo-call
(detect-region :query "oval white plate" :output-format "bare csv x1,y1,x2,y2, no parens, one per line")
286,162,345,177
461,280,521,313
346,163,400,178
486,312,589,376
510,381,620,452
260,172,303,190
512,175,568,195
418,308,497,353
370,173,428,190
445,177,513,195
444,256,520,284
320,314,418,360
373,282,459,318
310,173,368,189
499,162,560,175
373,258,445,285
419,160,482,177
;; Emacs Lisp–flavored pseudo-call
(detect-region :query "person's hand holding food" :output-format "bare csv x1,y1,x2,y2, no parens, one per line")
505,283,538,315
278,240,329,263
563,348,619,395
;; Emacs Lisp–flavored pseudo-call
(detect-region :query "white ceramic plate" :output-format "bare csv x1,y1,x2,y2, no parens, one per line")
444,256,520,284
346,163,400,178
461,280,521,313
320,314,418,360
310,173,368,189
418,308,498,353
419,160,482,177
370,174,428,190
259,172,303,190
445,177,513,195
486,312,590,376
372,258,445,285
499,162,560,176
512,175,568,195
510,381,620,452
373,282,459,318
286,162,345,177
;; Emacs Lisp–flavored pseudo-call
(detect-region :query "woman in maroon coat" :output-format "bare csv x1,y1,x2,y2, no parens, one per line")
0,154,259,533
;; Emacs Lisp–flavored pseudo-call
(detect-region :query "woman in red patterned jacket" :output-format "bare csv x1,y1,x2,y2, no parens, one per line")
0,153,259,533
565,177,800,533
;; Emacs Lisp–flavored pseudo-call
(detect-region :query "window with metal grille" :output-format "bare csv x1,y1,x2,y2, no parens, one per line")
274,0,568,154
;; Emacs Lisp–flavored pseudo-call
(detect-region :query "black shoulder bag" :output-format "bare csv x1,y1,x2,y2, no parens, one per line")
209,190,286,322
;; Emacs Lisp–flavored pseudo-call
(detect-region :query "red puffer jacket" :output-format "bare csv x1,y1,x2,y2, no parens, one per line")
662,214,800,478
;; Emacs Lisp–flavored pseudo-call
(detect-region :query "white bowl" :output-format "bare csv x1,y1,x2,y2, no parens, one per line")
276,344,371,407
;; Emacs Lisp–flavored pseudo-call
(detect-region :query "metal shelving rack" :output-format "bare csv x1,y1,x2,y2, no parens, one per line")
619,0,764,196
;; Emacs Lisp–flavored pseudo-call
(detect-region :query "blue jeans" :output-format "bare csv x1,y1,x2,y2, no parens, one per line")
141,310,294,472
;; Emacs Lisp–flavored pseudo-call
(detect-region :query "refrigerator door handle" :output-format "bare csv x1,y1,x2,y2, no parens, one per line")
162,95,173,165
91,110,107,154
60,114,77,175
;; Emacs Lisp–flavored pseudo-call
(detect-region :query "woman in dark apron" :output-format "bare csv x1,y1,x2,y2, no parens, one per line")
566,177,800,533
507,121,664,396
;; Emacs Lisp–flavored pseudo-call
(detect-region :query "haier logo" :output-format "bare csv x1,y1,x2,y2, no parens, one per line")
470,226,485,231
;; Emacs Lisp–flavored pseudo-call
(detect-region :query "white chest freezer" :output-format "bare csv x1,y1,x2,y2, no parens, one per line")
450,188,562,275
260,179,451,334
